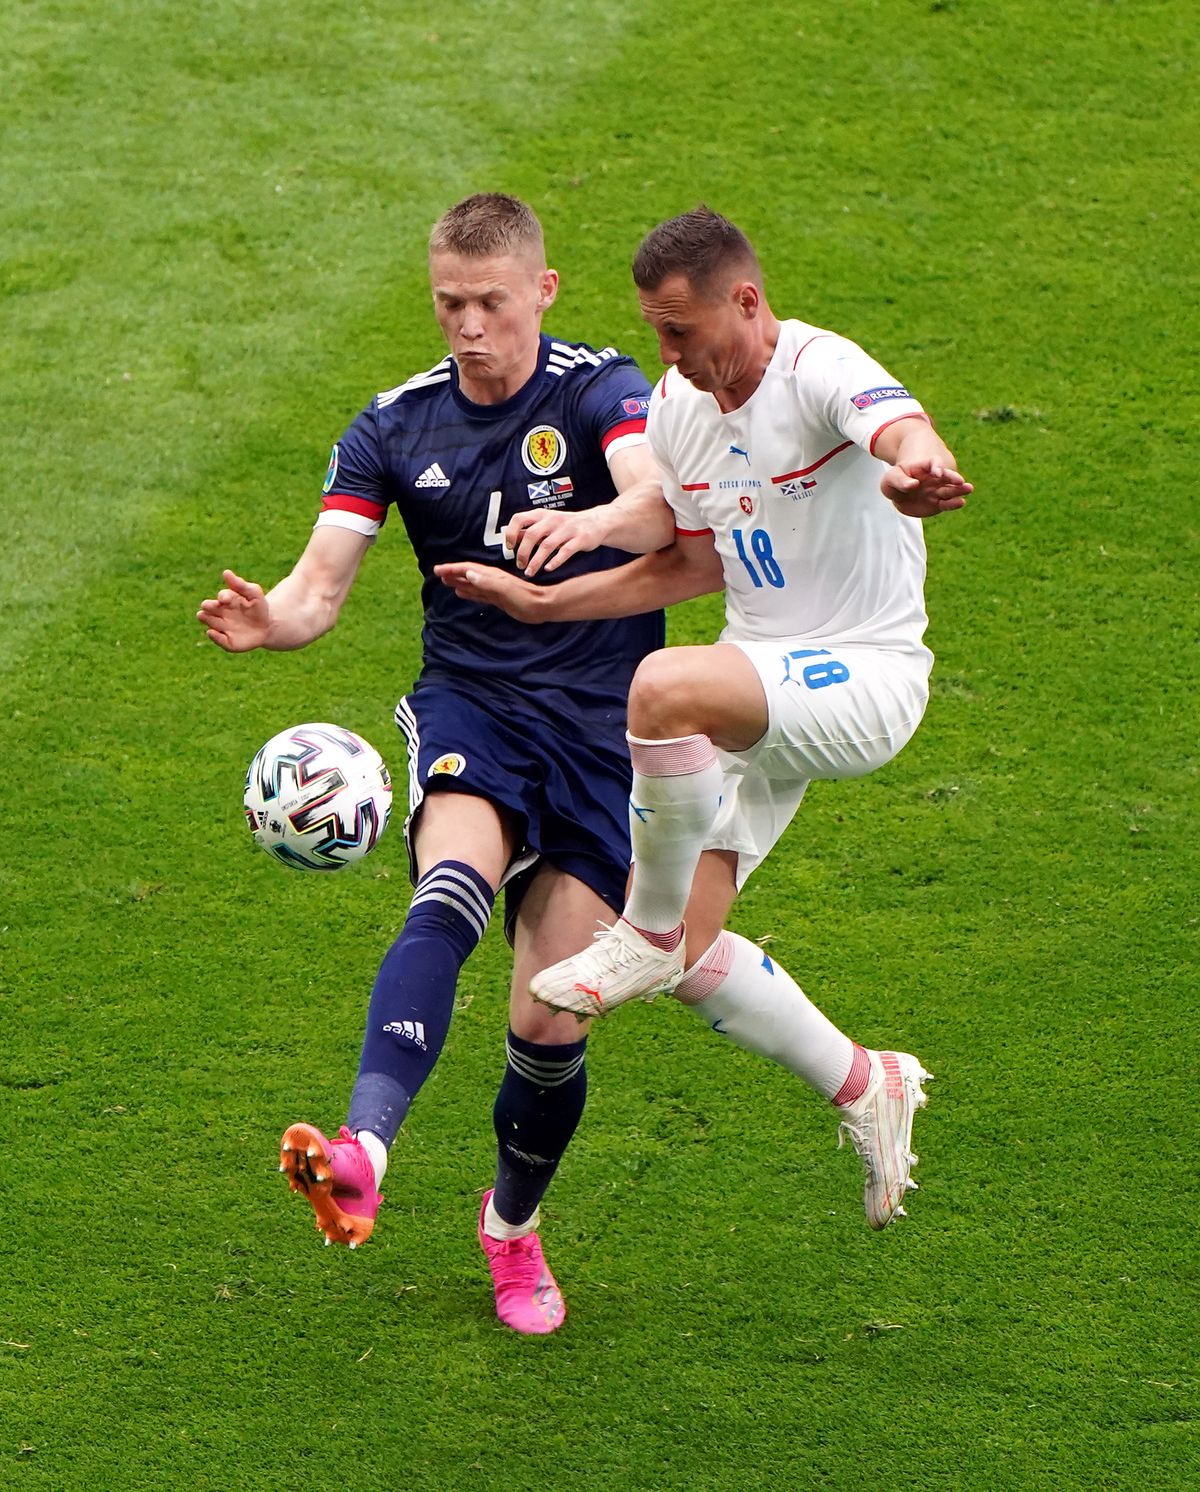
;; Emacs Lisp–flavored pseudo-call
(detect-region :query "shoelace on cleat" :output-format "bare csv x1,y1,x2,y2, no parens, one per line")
574,925,644,976
837,1117,879,1177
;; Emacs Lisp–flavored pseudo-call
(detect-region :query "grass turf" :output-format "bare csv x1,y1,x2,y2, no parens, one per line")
3,1,1197,1487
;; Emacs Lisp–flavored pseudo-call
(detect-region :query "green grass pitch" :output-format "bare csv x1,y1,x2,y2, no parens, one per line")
3,1,1197,1487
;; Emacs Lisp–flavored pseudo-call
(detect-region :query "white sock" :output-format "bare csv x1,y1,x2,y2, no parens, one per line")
674,931,869,1103
483,1194,539,1240
624,733,724,935
355,1129,389,1189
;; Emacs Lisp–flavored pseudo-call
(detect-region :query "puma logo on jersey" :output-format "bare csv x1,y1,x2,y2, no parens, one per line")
415,462,451,489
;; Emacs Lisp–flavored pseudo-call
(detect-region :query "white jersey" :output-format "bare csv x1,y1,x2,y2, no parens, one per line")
646,318,932,660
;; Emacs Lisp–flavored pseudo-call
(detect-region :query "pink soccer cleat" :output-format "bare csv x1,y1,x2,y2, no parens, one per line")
279,1123,382,1248
477,1190,566,1335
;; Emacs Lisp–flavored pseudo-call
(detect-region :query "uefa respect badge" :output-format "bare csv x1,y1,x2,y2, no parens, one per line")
322,444,339,493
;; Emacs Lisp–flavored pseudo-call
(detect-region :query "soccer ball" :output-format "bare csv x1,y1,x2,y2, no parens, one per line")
244,723,392,871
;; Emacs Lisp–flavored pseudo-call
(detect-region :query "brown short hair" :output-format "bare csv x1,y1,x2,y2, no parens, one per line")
632,206,761,300
429,193,545,262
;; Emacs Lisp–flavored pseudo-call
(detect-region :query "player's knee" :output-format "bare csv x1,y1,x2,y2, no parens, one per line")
628,650,710,738
510,990,591,1044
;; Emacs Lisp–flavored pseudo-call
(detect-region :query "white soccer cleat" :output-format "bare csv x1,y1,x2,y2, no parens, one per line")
837,1050,933,1230
529,918,686,1018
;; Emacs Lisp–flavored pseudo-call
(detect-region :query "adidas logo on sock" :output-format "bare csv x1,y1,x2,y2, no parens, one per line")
384,1020,428,1050
415,462,450,489
504,1143,554,1167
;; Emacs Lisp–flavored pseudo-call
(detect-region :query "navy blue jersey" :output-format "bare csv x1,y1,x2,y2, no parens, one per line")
318,335,665,729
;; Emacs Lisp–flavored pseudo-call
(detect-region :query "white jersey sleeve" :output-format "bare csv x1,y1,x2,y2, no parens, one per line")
647,375,711,535
795,333,929,456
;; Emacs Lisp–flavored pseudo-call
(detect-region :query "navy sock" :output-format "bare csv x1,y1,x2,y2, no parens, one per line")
347,860,493,1147
491,1028,588,1226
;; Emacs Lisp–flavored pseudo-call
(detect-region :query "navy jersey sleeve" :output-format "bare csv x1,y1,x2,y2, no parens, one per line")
315,400,390,538
574,357,652,467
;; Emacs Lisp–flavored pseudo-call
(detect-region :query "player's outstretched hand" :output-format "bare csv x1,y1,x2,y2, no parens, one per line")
881,457,972,518
196,569,272,652
504,507,609,578
434,562,544,622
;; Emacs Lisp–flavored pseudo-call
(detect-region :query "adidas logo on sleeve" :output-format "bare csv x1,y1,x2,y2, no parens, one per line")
415,462,451,489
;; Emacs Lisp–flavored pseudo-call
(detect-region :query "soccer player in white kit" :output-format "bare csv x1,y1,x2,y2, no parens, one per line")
436,206,971,1229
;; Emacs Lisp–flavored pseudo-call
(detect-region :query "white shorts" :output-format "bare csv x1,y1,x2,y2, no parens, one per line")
706,639,931,886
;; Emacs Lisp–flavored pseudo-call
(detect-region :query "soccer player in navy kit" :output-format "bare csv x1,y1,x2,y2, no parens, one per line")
197,194,676,1334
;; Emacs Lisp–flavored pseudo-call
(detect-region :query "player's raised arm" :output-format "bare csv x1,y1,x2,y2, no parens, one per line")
197,525,371,652
504,443,676,578
435,529,724,623
874,416,972,518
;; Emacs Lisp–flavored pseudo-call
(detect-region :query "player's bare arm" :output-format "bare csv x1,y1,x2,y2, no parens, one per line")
197,526,371,652
435,530,723,623
874,415,972,518
505,444,676,578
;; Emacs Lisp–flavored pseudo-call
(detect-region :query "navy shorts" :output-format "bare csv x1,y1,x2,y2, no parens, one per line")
393,681,632,937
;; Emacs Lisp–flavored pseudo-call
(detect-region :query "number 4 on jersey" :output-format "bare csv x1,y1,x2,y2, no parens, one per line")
483,490,506,549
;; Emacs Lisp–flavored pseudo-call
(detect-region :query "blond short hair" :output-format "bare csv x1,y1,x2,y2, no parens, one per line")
429,193,546,262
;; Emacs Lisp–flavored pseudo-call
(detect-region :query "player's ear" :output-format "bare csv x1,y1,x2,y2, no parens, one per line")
536,268,559,312
734,280,761,319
